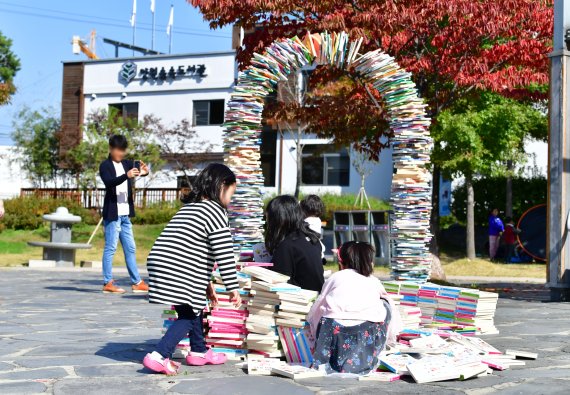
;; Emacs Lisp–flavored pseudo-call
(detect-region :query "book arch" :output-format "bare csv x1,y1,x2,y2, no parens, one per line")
223,32,433,281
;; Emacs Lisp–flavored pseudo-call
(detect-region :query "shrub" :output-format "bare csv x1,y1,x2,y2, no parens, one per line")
263,193,390,227
131,202,181,225
2,197,99,230
1,197,182,230
452,176,546,226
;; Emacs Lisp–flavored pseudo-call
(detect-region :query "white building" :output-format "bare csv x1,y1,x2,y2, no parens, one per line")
0,145,32,199
59,50,394,199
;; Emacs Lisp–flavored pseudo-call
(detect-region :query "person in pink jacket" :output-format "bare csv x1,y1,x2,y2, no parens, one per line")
307,241,402,374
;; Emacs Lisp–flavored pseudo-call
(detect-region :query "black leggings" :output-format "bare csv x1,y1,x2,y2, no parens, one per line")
155,304,206,358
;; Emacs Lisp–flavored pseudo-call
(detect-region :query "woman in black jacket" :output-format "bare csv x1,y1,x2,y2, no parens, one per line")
265,195,324,292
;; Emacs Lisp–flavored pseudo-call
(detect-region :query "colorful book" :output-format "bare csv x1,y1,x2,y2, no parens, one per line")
270,364,325,380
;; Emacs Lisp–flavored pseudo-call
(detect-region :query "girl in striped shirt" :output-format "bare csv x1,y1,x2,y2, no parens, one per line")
143,164,242,375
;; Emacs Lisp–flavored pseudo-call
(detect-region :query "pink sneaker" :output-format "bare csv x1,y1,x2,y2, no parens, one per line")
143,352,181,375
186,349,228,366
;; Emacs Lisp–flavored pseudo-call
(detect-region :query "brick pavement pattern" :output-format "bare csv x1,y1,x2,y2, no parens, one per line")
0,268,569,394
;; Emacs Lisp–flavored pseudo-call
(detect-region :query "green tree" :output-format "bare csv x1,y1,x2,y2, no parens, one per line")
452,176,546,227
11,107,61,188
431,92,547,259
0,31,21,105
65,109,165,194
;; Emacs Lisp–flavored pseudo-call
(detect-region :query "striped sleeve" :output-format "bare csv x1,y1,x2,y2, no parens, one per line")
205,202,239,291
208,227,239,291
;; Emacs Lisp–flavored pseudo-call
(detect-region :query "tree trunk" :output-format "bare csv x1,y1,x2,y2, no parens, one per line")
506,160,513,218
466,176,476,260
294,133,302,198
430,166,441,256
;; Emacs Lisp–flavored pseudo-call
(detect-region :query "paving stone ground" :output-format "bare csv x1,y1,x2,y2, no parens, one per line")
0,267,569,394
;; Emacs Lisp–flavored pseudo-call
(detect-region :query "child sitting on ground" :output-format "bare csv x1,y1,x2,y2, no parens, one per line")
266,195,324,292
307,241,402,375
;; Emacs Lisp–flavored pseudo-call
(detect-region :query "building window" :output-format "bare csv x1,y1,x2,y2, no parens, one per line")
193,99,225,126
109,103,139,122
302,145,350,186
260,129,277,187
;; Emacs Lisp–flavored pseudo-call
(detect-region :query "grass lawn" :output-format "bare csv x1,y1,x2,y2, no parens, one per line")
0,224,166,267
440,254,546,279
324,262,391,277
0,225,547,280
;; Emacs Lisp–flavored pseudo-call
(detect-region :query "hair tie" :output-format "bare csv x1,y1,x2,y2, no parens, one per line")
336,246,343,263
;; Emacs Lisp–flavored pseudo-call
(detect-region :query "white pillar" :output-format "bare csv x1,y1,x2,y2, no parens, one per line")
548,0,570,300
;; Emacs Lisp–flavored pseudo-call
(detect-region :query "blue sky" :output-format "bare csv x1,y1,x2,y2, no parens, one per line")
0,0,233,145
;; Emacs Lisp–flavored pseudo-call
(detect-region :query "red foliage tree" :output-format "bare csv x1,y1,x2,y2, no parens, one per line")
190,0,551,106
189,0,553,250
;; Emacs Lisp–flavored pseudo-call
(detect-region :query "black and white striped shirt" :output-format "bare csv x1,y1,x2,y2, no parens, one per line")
147,200,239,313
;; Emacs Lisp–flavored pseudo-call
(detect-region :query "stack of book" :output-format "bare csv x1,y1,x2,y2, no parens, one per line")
205,288,251,360
383,281,402,296
351,48,433,282
222,31,432,276
348,41,434,282
275,288,318,364
400,283,420,307
433,286,461,326
223,79,269,257
383,281,499,335
417,284,440,325
399,305,422,329
383,282,421,330
275,289,318,328
455,290,499,335
242,267,291,357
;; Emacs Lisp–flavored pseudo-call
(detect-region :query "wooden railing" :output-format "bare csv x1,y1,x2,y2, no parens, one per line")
20,188,188,209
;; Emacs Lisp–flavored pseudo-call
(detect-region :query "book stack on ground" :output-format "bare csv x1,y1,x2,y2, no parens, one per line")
161,307,191,359
417,284,439,325
242,267,291,357
383,281,402,296
455,290,499,334
205,288,251,360
275,289,318,329
383,282,421,330
400,283,420,307
433,286,461,327
275,288,318,364
212,268,252,290
399,306,422,329
383,281,499,335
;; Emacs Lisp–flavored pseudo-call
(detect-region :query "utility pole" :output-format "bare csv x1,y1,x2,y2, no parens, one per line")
548,0,570,301
151,0,156,50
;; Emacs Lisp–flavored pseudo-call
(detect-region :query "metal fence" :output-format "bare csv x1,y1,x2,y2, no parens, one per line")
19,188,187,209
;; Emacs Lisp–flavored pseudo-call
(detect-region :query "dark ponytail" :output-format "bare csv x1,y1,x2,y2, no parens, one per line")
181,163,236,208
265,195,320,254
338,241,375,277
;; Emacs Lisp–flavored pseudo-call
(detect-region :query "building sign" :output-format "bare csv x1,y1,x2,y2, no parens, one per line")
119,61,208,84
119,61,138,84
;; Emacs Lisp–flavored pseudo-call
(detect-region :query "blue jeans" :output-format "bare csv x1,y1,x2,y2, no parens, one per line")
102,216,141,285
155,304,207,358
